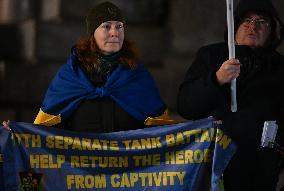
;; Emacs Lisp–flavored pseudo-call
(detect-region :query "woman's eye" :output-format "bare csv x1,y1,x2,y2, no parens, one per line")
243,18,251,24
102,25,111,30
116,24,124,30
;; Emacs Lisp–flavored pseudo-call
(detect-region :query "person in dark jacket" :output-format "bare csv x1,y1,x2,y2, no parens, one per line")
33,1,174,133
177,0,284,190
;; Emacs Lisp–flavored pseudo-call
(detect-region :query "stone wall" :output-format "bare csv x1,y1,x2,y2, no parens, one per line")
0,0,284,123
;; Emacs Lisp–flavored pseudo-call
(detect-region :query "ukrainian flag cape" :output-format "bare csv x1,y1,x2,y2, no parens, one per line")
34,51,165,126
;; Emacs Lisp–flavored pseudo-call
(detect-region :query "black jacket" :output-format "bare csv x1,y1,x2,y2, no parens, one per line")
63,98,145,133
177,42,284,147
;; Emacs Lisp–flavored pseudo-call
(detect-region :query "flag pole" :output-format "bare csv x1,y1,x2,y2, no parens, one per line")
226,0,237,112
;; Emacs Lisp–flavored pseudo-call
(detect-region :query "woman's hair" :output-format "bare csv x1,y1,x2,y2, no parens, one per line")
75,35,139,74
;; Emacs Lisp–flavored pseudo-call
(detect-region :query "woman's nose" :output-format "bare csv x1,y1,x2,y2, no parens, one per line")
109,27,119,37
248,21,258,30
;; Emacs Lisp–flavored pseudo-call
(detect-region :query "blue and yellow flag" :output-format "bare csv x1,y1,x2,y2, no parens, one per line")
0,117,236,191
34,51,166,126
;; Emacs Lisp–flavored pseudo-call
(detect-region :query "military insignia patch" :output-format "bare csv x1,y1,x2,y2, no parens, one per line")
19,171,44,191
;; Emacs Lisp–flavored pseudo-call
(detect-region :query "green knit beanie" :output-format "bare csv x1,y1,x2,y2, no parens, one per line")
86,1,125,37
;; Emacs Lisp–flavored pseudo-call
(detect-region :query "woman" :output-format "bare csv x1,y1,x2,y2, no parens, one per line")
33,1,174,133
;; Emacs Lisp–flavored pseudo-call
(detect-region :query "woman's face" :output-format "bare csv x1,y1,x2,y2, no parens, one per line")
235,13,271,47
94,21,124,55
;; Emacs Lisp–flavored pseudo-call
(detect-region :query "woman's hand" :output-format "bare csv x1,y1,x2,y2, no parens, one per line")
216,58,241,85
2,120,10,130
